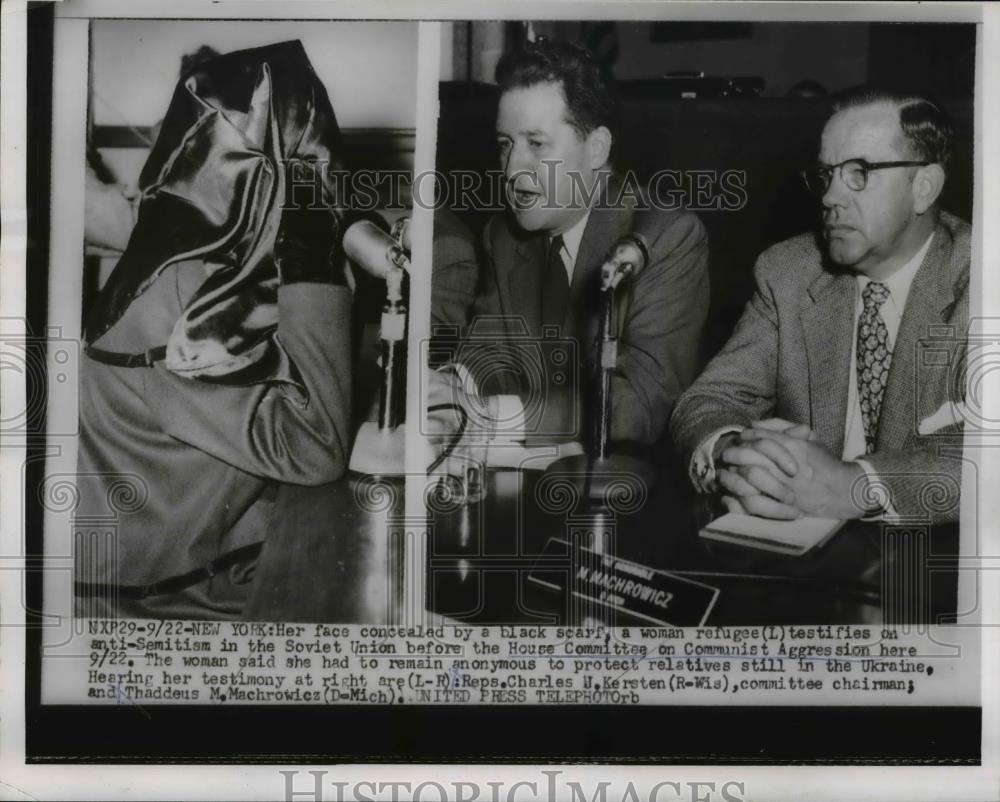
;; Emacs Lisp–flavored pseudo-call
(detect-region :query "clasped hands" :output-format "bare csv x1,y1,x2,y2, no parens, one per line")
715,419,871,520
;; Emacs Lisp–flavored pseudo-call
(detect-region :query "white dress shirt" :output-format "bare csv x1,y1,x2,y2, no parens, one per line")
551,206,592,284
691,232,935,519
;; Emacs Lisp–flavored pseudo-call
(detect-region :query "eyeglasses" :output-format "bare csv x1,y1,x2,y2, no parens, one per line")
801,159,930,195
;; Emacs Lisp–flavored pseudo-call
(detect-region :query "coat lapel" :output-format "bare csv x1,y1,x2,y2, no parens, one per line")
876,226,956,451
802,271,855,454
504,234,545,337
566,202,624,347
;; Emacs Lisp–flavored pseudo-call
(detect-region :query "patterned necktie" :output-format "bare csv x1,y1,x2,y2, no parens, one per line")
541,234,569,329
857,281,892,454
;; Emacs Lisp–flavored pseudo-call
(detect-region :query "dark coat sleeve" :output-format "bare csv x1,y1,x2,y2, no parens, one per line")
470,216,505,322
461,215,526,398
430,209,480,331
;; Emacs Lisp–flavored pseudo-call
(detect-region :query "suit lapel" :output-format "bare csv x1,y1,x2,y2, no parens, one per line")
567,181,635,351
876,226,956,451
802,271,855,454
503,234,545,337
566,203,620,343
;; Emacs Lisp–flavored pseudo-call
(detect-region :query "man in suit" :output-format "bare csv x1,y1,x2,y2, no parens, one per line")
434,39,709,451
670,88,969,524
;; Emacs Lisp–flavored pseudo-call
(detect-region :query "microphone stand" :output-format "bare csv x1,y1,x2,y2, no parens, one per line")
540,234,658,628
348,228,409,476
545,272,656,526
595,284,615,463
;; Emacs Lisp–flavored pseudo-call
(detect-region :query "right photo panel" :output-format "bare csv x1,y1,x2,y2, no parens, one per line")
423,18,978,701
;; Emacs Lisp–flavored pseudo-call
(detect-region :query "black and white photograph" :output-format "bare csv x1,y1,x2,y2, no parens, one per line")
2,0,997,796
425,19,976,626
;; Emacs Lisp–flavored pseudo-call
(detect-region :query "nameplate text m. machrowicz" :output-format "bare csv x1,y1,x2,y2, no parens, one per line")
529,539,719,626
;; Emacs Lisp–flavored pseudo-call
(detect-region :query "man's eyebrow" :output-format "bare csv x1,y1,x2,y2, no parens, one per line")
495,128,547,138
816,154,877,166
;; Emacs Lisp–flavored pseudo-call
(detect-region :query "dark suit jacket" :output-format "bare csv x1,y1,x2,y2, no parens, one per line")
670,211,970,523
466,182,710,447
430,208,480,331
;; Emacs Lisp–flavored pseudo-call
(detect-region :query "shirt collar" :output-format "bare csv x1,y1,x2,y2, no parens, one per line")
857,230,935,308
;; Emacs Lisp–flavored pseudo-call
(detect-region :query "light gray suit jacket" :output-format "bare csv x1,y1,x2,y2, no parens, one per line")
670,212,970,523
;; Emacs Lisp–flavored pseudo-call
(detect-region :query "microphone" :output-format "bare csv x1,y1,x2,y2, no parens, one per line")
599,233,650,291
343,219,410,280
543,215,658,513
346,216,411,477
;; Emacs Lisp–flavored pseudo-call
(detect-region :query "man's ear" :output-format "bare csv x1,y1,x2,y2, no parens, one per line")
913,163,946,214
586,126,612,170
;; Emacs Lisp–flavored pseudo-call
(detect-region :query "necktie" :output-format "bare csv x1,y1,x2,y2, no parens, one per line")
541,234,569,329
857,281,892,454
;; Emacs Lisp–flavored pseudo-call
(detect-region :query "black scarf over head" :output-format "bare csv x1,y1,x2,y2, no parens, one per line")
85,40,344,383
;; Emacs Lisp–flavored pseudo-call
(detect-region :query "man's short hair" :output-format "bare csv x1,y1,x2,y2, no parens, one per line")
494,38,618,142
831,86,954,169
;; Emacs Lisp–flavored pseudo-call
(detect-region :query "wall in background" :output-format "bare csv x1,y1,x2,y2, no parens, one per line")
90,20,419,197
454,21,869,95
608,22,869,96
91,20,418,130
446,21,977,101
867,23,976,99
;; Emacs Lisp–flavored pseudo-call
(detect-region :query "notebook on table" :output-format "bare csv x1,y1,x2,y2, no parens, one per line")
700,513,845,556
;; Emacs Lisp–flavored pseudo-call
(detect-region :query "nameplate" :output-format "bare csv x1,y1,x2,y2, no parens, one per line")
528,538,719,626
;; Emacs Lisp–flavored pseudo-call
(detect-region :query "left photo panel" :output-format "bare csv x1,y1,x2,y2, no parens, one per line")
40,18,422,644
